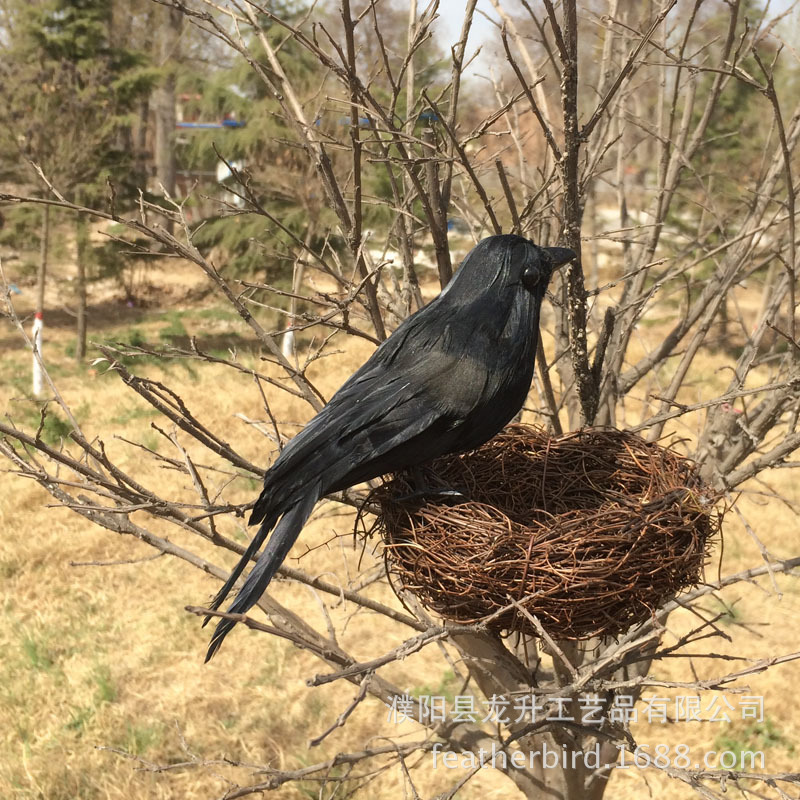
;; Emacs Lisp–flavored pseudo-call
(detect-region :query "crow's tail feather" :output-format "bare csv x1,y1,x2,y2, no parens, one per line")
202,508,280,628
205,488,320,661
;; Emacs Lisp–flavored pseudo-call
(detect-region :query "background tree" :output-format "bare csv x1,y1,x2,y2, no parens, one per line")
152,3,183,216
177,0,335,280
0,0,154,358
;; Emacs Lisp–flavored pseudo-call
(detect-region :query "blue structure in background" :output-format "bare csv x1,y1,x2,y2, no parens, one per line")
176,119,246,129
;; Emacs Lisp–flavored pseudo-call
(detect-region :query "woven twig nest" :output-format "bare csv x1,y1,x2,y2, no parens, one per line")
373,425,722,640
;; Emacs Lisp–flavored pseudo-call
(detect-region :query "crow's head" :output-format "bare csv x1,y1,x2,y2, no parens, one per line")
516,240,576,293
439,234,576,305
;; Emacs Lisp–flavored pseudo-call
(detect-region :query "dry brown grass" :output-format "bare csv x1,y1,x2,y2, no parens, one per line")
1,263,799,799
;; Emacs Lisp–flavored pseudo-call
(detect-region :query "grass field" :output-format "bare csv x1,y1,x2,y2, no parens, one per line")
1,257,799,799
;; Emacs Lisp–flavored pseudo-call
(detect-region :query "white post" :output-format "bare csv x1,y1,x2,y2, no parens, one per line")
281,319,295,359
32,311,44,397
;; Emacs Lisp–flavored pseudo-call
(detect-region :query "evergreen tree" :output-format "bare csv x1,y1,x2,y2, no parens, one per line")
0,0,155,359
179,0,337,281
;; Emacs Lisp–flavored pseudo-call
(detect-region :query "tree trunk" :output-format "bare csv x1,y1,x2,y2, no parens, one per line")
153,6,183,225
283,222,315,359
36,204,49,316
75,213,88,362
136,96,150,188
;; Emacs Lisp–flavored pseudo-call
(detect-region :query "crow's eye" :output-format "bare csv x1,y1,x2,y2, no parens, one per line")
521,267,540,291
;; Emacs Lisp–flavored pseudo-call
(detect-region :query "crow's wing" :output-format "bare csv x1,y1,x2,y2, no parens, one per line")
253,305,505,510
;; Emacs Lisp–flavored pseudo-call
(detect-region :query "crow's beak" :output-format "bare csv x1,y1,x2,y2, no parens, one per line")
544,246,577,269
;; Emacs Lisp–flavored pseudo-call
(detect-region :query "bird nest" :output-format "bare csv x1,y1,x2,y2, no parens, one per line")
371,425,722,640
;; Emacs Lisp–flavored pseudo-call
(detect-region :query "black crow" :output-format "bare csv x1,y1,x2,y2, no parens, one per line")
204,234,575,659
